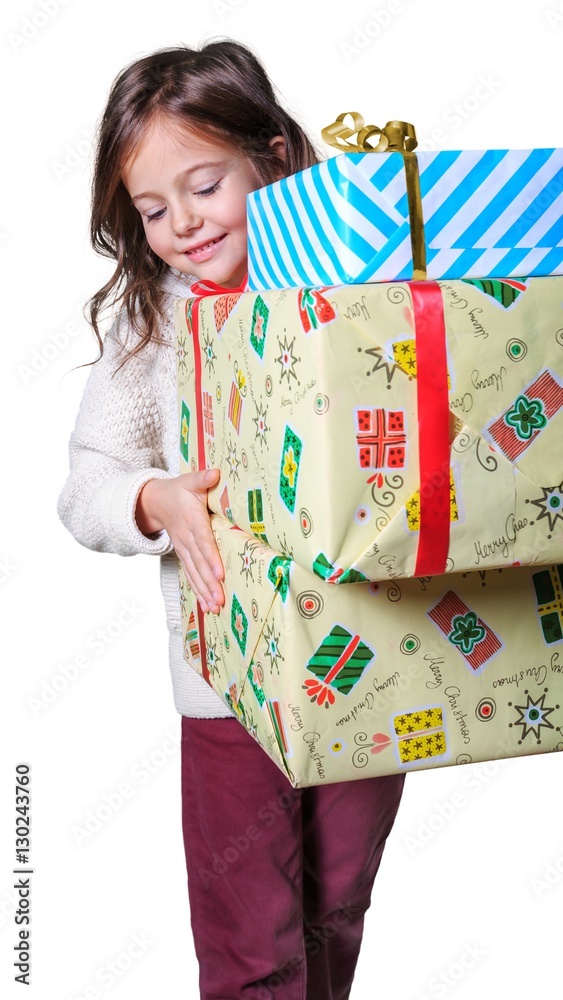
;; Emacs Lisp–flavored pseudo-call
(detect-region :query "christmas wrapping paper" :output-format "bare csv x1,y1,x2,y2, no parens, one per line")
247,148,563,290
178,516,563,787
176,277,563,584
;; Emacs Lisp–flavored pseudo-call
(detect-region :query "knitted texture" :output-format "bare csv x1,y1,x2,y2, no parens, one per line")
58,268,233,719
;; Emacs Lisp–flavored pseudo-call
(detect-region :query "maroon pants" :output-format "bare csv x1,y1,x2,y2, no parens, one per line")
181,716,405,1000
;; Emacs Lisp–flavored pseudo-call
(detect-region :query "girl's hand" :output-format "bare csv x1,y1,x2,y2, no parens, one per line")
136,470,225,614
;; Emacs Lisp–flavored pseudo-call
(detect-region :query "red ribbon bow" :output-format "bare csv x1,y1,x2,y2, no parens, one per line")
189,274,249,298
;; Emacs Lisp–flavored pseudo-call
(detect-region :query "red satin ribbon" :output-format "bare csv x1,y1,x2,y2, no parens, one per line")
184,273,248,683
411,282,451,577
188,269,248,479
181,297,208,681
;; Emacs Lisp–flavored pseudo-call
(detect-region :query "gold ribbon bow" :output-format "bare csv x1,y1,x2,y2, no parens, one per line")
321,113,427,281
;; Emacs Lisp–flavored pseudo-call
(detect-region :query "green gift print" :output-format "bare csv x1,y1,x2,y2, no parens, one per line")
303,625,375,707
246,660,266,707
448,612,486,655
231,594,249,655
250,295,269,359
248,488,268,544
180,400,190,463
504,394,547,440
267,554,292,602
279,426,303,513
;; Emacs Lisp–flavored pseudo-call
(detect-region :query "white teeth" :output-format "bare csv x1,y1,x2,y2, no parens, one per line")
188,237,221,254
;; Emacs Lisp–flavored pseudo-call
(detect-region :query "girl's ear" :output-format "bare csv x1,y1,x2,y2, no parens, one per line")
268,134,287,169
268,134,286,158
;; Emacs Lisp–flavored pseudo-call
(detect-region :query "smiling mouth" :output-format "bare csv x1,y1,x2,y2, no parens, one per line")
185,234,227,255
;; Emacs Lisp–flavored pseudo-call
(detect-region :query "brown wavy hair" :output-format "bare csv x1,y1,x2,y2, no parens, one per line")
87,39,323,362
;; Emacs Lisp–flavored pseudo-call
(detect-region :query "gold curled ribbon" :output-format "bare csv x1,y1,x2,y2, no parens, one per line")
321,113,427,281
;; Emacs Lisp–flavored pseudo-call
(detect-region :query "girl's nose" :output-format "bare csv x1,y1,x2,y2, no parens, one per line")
171,202,202,237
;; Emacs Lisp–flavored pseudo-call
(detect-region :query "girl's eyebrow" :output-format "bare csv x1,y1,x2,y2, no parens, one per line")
131,161,228,204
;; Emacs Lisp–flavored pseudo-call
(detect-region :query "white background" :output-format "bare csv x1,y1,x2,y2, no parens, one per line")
2,0,563,997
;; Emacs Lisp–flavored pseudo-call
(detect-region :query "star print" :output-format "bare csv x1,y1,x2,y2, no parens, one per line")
207,639,220,675
530,485,563,533
202,332,217,373
226,437,241,481
276,333,300,385
263,621,284,675
512,690,557,743
239,541,256,583
176,335,188,372
364,348,402,385
253,397,269,450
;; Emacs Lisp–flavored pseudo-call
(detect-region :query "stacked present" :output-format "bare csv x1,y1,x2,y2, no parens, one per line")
247,114,563,288
176,116,563,787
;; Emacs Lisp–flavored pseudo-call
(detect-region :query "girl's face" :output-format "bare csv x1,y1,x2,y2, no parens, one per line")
123,119,279,288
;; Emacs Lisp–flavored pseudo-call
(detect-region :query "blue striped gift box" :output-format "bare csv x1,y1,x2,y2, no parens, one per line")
247,148,563,290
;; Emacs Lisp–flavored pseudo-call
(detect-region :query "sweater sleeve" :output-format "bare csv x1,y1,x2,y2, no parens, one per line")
57,311,175,558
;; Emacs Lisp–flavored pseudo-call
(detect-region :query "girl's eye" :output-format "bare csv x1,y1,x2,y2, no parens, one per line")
196,180,221,197
146,208,166,223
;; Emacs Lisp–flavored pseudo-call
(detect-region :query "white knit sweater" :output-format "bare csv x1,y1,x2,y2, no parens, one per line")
57,267,233,719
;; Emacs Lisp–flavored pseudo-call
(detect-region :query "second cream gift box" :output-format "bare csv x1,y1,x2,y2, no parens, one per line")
178,517,563,787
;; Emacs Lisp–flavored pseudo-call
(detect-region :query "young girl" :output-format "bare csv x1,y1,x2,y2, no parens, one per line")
58,40,406,1000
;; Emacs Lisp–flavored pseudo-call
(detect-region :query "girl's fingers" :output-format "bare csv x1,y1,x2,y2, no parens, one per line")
181,514,225,594
179,545,224,614
191,530,225,584
166,479,226,611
